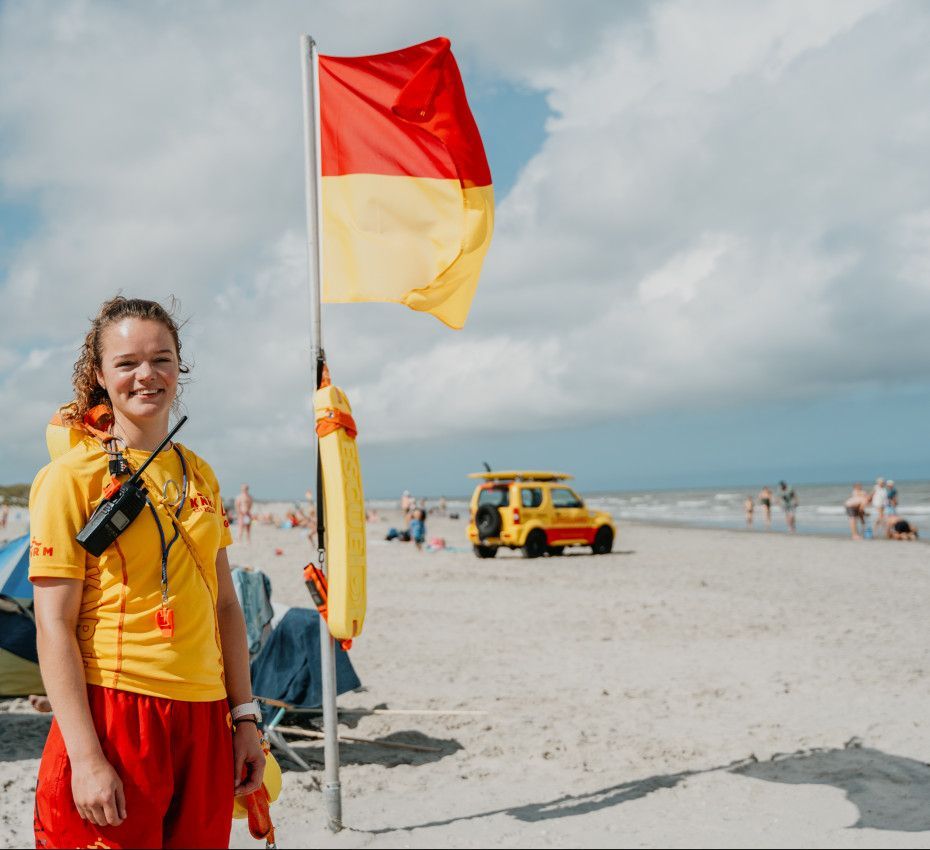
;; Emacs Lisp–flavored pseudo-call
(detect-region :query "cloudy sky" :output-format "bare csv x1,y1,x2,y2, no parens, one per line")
2,0,930,500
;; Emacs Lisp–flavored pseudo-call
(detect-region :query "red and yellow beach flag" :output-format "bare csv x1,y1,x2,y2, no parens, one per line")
318,37,494,329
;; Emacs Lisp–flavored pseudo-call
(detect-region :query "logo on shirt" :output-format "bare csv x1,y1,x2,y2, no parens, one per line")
188,491,217,514
31,537,53,557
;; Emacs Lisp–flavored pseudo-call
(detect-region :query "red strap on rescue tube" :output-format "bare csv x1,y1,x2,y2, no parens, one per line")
315,409,358,440
49,403,114,442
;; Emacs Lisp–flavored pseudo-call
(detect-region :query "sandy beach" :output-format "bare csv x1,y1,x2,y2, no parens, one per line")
3,513,930,848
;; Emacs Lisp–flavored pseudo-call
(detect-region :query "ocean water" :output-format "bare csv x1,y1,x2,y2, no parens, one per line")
584,481,930,537
368,480,930,538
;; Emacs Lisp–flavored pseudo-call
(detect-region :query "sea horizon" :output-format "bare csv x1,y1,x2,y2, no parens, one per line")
244,478,930,540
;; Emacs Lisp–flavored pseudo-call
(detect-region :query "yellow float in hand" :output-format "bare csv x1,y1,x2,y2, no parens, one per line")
314,383,367,640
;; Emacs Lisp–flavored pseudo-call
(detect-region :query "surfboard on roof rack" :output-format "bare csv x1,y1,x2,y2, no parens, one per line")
466,471,573,482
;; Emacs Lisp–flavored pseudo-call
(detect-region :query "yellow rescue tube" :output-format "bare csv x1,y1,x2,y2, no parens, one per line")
314,384,367,640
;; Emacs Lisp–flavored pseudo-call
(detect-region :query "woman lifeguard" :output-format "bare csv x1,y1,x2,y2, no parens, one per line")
29,297,265,848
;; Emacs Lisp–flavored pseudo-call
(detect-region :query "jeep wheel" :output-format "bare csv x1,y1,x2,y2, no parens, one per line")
592,527,614,555
522,529,547,559
546,546,565,557
475,504,502,540
474,544,498,559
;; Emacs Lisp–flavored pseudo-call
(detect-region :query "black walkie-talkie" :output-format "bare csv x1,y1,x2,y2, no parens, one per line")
76,417,188,557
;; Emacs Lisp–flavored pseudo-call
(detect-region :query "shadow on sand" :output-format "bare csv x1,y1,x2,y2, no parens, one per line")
278,729,462,772
369,738,930,833
0,712,52,762
733,737,930,832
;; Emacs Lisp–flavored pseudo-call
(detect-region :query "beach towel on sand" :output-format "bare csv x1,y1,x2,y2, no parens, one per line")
231,567,274,658
250,608,360,717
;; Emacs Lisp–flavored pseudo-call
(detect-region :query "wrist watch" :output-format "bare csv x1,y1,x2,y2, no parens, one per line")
231,700,262,724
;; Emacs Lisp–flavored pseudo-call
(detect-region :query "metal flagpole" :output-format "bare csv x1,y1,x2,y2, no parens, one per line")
300,33,343,832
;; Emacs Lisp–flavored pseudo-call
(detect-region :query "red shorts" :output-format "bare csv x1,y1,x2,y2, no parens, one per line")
34,685,233,849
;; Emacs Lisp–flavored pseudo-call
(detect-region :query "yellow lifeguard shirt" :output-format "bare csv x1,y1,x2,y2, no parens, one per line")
29,438,233,702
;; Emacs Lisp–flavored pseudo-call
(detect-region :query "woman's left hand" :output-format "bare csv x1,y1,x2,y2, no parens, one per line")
233,724,267,796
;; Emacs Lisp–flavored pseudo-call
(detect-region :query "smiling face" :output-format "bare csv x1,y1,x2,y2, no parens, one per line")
95,318,180,427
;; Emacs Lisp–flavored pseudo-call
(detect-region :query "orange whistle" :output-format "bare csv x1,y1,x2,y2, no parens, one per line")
156,607,175,637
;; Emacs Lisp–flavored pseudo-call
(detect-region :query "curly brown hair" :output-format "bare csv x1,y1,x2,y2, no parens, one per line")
61,296,190,425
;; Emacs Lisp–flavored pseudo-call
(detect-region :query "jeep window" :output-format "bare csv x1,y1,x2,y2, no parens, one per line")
521,487,543,508
477,486,510,507
551,488,584,508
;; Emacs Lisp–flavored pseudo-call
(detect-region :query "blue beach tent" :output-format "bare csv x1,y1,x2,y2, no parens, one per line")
0,533,43,696
0,533,31,601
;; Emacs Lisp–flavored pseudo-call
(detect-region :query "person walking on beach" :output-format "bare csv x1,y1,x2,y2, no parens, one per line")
400,489,413,514
0,497,7,529
870,478,888,536
886,480,898,516
744,495,754,527
235,483,254,544
844,483,869,540
758,486,773,527
779,481,798,532
29,297,264,848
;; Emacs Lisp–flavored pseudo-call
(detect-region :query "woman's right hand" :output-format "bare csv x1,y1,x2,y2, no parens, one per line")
71,754,127,827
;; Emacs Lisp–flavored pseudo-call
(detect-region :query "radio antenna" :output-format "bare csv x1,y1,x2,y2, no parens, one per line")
125,416,188,487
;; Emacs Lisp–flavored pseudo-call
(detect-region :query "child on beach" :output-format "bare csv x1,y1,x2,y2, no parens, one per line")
885,517,919,540
409,507,427,551
29,297,264,847
744,496,754,527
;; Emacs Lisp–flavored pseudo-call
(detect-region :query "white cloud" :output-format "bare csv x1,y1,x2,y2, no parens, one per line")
638,233,736,304
2,0,930,492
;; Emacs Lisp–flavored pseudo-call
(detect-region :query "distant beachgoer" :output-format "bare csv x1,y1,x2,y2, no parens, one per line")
438,496,447,516
29,695,52,713
885,480,898,516
0,498,7,529
758,487,772,527
744,496,754,528
304,489,317,547
870,478,888,536
844,483,869,540
778,481,798,532
235,483,254,544
409,507,426,551
886,517,918,540
400,490,413,513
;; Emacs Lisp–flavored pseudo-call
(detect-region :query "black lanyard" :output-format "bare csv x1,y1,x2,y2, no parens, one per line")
143,445,188,611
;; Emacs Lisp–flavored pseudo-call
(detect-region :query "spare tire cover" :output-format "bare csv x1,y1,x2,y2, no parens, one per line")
475,504,502,540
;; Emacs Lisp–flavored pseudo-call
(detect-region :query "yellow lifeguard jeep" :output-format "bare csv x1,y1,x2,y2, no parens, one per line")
466,471,616,559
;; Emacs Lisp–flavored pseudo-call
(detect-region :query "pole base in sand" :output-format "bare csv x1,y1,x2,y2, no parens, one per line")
323,783,343,832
